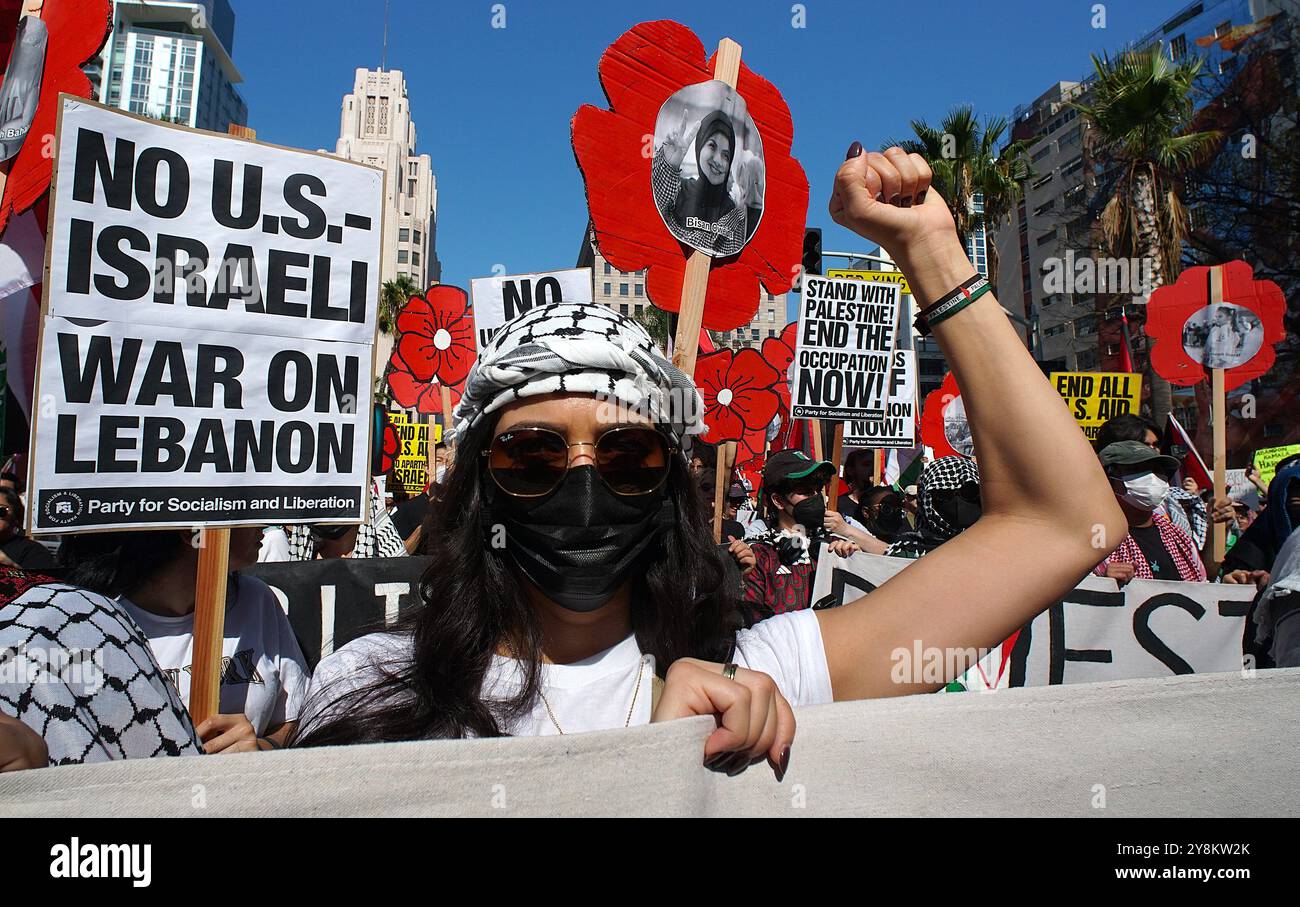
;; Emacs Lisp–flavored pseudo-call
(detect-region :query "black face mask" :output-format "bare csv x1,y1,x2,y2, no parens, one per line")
931,485,982,533
791,495,826,537
865,507,907,542
488,465,672,613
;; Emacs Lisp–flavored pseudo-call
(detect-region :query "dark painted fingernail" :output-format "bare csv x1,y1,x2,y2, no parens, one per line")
845,141,863,160
704,752,729,770
875,193,885,203
726,754,752,777
901,197,913,208
916,191,927,204
889,194,901,206
777,746,791,782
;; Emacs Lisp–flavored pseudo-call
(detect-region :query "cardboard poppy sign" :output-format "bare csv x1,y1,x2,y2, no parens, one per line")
571,20,808,374
696,346,782,466
387,284,477,417
921,372,972,460
1145,260,1285,392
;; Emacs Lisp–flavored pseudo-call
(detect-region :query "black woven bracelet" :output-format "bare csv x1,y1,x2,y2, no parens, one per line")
914,275,989,337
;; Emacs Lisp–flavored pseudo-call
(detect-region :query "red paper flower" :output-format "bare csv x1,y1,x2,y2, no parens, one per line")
921,372,973,460
379,422,399,474
1144,261,1285,392
0,0,111,233
696,348,781,465
761,321,798,449
571,20,808,332
387,285,476,412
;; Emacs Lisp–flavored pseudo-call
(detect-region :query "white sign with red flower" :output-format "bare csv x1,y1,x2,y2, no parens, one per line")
469,267,593,349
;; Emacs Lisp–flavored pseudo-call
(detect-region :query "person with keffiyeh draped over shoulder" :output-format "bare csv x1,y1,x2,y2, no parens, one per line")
741,451,860,626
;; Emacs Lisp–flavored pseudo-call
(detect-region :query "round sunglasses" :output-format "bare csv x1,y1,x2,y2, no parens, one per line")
483,426,676,498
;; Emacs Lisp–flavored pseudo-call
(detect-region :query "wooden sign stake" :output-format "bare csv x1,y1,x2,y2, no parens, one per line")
712,440,738,542
1209,265,1227,569
440,385,455,453
810,419,825,462
827,422,845,510
189,526,230,726
670,37,742,379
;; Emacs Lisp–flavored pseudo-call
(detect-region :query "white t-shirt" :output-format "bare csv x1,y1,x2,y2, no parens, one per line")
119,574,310,735
300,609,832,737
257,526,292,563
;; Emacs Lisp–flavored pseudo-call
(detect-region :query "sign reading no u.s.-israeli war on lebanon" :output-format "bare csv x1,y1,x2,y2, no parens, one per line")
843,350,916,448
792,276,897,420
28,97,383,533
1050,371,1142,443
470,267,593,349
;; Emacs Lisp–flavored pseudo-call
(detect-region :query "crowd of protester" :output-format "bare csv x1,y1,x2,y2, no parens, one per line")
2,145,1298,776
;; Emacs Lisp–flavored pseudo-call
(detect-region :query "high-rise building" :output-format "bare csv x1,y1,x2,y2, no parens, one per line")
332,69,439,292
576,234,786,352
90,0,248,132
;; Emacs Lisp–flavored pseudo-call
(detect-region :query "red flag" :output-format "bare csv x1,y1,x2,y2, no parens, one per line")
698,329,715,354
1119,310,1135,373
1166,413,1211,491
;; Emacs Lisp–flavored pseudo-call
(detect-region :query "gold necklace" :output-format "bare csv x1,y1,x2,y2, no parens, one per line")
526,650,648,736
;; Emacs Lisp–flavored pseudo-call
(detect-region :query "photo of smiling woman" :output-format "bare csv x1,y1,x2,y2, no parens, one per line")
650,80,764,257
294,146,1125,780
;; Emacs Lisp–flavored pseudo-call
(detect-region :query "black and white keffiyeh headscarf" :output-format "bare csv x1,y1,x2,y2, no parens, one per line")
451,303,704,446
885,456,981,559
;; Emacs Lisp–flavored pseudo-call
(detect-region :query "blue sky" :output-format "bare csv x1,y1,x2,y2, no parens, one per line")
232,0,1186,309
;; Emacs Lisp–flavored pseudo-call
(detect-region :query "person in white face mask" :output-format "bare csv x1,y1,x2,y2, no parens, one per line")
1092,441,1208,584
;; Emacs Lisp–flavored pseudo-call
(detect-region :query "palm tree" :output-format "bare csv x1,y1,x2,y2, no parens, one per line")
889,106,1033,265
379,274,420,335
1072,45,1220,424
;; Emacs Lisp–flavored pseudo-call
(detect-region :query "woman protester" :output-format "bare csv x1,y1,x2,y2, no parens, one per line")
295,145,1124,777
61,528,309,753
653,110,749,256
0,489,55,571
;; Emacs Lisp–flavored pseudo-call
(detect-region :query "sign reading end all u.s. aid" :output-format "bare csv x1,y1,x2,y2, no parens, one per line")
29,97,384,533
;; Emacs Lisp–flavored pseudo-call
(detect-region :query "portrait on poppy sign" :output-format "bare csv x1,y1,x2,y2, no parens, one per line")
650,79,764,258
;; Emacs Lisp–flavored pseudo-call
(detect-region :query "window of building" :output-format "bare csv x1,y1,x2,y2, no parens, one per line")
399,228,409,242
1060,125,1082,148
751,329,760,341
1036,229,1057,246
603,262,611,275
413,229,421,244
1169,34,1187,59
1077,348,1099,370
1033,199,1055,217
1075,314,1098,335
1032,144,1052,163
409,161,418,176
397,250,408,263
1045,323,1068,337
408,179,416,196
1061,157,1083,179
1032,172,1054,190
1214,19,1232,37
620,304,629,315
634,284,643,296
620,284,629,296
413,252,420,265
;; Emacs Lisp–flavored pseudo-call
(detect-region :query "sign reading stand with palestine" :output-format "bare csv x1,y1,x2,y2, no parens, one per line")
792,275,896,420
469,267,593,348
844,350,916,448
1050,371,1142,442
28,97,383,533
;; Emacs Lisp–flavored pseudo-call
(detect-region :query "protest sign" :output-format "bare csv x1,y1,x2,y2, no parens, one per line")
811,551,1254,688
825,268,911,296
388,410,430,494
469,267,592,348
920,372,971,459
792,275,896,421
28,98,382,533
46,98,382,345
243,556,432,670
844,350,916,448
1223,468,1261,509
1050,371,1142,442
1254,444,1300,488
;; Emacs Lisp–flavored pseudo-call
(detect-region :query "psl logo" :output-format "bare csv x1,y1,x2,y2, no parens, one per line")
43,491,84,526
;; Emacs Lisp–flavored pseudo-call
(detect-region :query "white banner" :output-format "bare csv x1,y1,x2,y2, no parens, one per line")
29,99,381,533
844,349,916,448
48,98,382,345
792,275,896,420
810,551,1254,688
470,267,592,348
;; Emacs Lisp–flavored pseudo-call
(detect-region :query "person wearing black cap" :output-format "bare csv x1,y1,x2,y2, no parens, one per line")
1092,440,1207,584
742,451,861,626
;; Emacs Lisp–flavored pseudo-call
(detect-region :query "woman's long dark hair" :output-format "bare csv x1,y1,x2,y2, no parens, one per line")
294,415,742,745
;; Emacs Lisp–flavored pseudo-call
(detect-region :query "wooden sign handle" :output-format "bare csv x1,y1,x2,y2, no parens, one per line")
1209,266,1227,569
827,422,845,510
712,441,739,542
189,527,231,726
810,419,824,462
670,37,742,379
440,385,455,453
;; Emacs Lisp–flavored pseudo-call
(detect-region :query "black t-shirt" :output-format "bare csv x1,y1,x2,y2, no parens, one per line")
1129,523,1180,580
837,494,861,520
2,536,56,570
390,494,430,541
